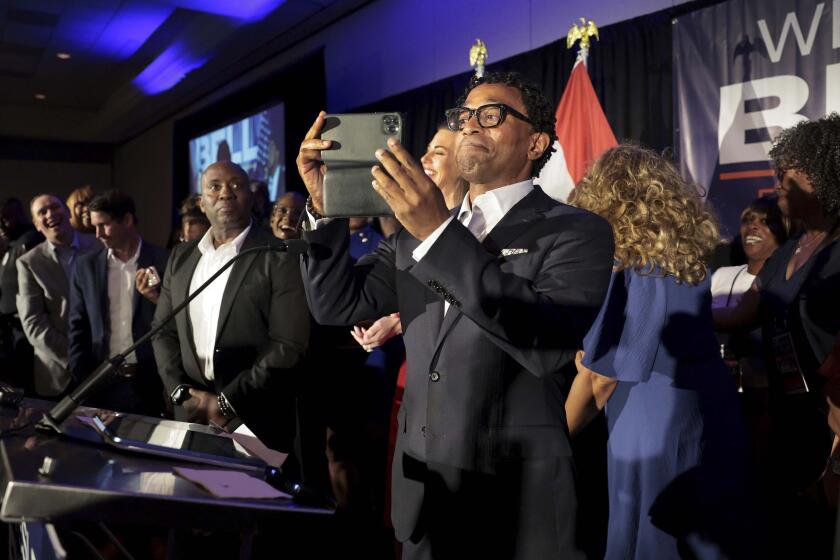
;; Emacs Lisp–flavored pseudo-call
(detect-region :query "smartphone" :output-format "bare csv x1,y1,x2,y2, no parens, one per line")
321,113,404,217
146,266,160,288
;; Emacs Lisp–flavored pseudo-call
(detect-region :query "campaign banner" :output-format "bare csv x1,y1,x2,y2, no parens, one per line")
674,0,840,236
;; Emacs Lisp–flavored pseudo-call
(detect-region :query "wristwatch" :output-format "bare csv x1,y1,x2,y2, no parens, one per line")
306,195,323,221
169,384,193,406
217,393,236,418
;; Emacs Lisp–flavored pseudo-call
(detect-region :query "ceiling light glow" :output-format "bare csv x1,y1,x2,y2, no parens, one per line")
133,42,209,95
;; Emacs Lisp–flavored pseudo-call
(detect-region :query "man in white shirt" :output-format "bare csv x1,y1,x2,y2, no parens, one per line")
16,194,99,397
298,72,614,559
68,190,168,415
152,161,309,453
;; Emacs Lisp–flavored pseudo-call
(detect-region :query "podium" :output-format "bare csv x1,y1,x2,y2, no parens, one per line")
0,399,333,559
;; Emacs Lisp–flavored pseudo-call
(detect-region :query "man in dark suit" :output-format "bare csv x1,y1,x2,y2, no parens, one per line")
297,72,615,558
151,161,309,454
68,190,168,415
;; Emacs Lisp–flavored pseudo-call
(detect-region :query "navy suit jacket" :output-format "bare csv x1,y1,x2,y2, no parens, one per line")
302,186,614,556
68,241,169,382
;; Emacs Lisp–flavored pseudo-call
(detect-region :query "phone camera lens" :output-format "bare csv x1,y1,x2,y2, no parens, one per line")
382,115,400,136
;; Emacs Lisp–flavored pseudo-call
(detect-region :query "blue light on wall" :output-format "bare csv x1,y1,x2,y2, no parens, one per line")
133,42,210,95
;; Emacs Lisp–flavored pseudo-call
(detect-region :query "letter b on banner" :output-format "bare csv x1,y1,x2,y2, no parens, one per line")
718,75,809,165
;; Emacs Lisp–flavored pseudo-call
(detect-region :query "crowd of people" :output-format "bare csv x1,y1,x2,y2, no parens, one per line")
0,71,838,559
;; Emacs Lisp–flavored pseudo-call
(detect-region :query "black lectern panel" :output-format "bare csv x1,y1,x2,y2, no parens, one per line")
0,399,332,531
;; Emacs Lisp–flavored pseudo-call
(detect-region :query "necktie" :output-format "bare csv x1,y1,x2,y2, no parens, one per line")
466,204,486,240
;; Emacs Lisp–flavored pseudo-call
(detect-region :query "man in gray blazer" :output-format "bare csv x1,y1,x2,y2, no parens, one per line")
16,194,99,397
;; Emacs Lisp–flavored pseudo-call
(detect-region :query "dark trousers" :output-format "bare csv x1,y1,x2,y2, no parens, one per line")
0,314,33,394
401,456,585,560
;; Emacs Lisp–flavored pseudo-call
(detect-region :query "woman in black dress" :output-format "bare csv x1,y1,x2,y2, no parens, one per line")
714,113,840,557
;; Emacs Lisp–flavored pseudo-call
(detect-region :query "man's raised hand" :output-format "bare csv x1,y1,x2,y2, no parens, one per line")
295,111,332,215
371,137,450,241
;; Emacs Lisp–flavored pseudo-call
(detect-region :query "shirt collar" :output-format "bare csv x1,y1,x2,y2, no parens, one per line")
197,223,252,256
107,238,142,265
457,179,533,227
48,230,80,253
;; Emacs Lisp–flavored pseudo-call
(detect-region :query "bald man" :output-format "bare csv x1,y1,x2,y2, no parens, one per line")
151,161,310,455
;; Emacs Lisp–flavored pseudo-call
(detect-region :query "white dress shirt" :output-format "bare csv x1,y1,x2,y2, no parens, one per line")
710,264,756,309
413,179,534,313
304,179,534,315
189,225,252,382
107,240,142,363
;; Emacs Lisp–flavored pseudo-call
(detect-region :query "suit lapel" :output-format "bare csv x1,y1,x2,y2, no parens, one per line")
428,187,555,358
481,187,553,256
133,241,153,315
176,244,203,376
40,244,70,301
427,207,468,354
215,228,263,342
95,250,108,333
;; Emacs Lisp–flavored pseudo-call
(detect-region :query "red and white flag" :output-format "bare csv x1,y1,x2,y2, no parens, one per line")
536,58,617,202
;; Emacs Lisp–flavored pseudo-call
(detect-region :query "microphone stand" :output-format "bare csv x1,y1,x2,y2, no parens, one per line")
37,240,307,434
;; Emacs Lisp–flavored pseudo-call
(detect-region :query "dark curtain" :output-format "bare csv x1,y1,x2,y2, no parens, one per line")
357,5,723,161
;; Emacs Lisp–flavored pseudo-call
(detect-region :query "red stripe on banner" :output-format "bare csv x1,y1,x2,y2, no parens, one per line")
719,169,775,180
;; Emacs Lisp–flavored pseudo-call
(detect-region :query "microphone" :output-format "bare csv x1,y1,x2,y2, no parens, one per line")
37,239,310,434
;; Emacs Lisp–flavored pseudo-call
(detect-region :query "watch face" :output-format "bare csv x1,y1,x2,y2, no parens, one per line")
171,386,189,405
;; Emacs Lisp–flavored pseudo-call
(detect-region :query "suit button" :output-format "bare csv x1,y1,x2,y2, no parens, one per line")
429,371,440,382
421,425,426,437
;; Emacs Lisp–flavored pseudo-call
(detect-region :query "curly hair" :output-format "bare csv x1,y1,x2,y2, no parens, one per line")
458,72,557,177
571,145,720,285
769,112,840,218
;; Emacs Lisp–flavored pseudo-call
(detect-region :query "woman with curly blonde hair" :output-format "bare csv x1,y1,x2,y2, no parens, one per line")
566,145,752,559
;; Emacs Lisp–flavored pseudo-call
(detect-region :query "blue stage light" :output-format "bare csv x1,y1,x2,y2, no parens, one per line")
55,0,288,94
173,0,286,21
133,42,210,95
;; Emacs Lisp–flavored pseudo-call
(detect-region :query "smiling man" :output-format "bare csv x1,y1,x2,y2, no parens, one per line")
297,72,615,558
16,195,99,397
68,190,169,414
152,161,310,455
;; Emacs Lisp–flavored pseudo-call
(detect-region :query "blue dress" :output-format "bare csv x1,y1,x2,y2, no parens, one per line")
582,268,750,560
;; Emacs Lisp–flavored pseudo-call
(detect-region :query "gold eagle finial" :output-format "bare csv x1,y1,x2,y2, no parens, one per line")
566,18,600,51
469,38,488,77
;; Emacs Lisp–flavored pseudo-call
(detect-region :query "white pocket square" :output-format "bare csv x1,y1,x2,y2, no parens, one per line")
500,248,529,257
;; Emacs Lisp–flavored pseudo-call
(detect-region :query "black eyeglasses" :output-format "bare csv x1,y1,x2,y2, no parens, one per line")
445,103,533,132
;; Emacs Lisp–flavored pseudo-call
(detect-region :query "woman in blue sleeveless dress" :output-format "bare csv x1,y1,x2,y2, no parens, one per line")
567,145,753,559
